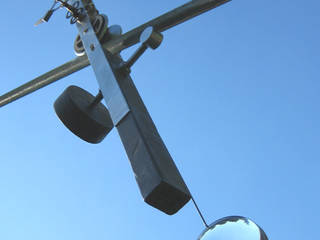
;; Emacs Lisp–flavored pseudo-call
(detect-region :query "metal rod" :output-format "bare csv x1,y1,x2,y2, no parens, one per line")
191,196,210,228
104,0,231,54
125,44,148,69
0,0,231,108
89,90,103,108
0,55,89,107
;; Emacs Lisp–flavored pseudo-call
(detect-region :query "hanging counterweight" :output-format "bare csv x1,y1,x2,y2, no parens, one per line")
54,85,113,144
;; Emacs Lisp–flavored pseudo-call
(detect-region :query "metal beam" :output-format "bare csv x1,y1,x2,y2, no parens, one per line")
113,52,191,215
76,1,130,126
104,0,231,54
0,0,230,107
0,56,89,107
73,0,192,215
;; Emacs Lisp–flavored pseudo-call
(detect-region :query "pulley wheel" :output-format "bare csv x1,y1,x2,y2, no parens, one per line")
54,85,113,144
74,14,109,56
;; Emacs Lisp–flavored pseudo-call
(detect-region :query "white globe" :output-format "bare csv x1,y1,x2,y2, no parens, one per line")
198,216,268,240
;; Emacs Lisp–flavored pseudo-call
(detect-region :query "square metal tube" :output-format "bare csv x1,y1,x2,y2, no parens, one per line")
110,54,191,215
75,0,191,214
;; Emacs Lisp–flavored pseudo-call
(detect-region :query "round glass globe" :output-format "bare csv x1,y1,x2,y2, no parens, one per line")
198,216,268,240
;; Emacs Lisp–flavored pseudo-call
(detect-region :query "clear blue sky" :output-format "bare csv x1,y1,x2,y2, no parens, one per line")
0,0,319,239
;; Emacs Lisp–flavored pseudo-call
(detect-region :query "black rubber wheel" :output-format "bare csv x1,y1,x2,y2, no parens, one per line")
54,85,114,144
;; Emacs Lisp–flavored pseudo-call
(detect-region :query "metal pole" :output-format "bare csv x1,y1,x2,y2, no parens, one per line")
0,56,89,107
73,0,191,215
104,0,231,54
0,0,230,108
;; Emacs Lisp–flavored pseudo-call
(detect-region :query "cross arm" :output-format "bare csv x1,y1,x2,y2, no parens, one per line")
0,55,89,107
104,0,231,54
0,0,230,108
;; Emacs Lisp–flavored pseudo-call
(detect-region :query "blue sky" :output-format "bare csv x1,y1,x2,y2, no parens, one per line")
0,0,319,239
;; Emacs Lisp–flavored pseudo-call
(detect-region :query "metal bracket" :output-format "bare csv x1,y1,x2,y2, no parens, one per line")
0,0,232,215
123,26,163,72
1,0,231,108
72,0,130,126
69,0,192,214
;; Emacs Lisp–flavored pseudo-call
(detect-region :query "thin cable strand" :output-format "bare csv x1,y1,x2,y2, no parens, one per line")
191,196,209,229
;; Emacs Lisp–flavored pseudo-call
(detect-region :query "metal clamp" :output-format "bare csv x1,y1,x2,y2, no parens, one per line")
123,27,163,72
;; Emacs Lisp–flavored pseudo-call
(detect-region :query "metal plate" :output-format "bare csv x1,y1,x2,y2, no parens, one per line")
72,0,130,126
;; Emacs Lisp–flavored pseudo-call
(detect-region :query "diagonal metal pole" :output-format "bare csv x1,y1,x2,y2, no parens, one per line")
0,0,230,108
73,0,192,215
103,0,231,54
0,56,88,107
